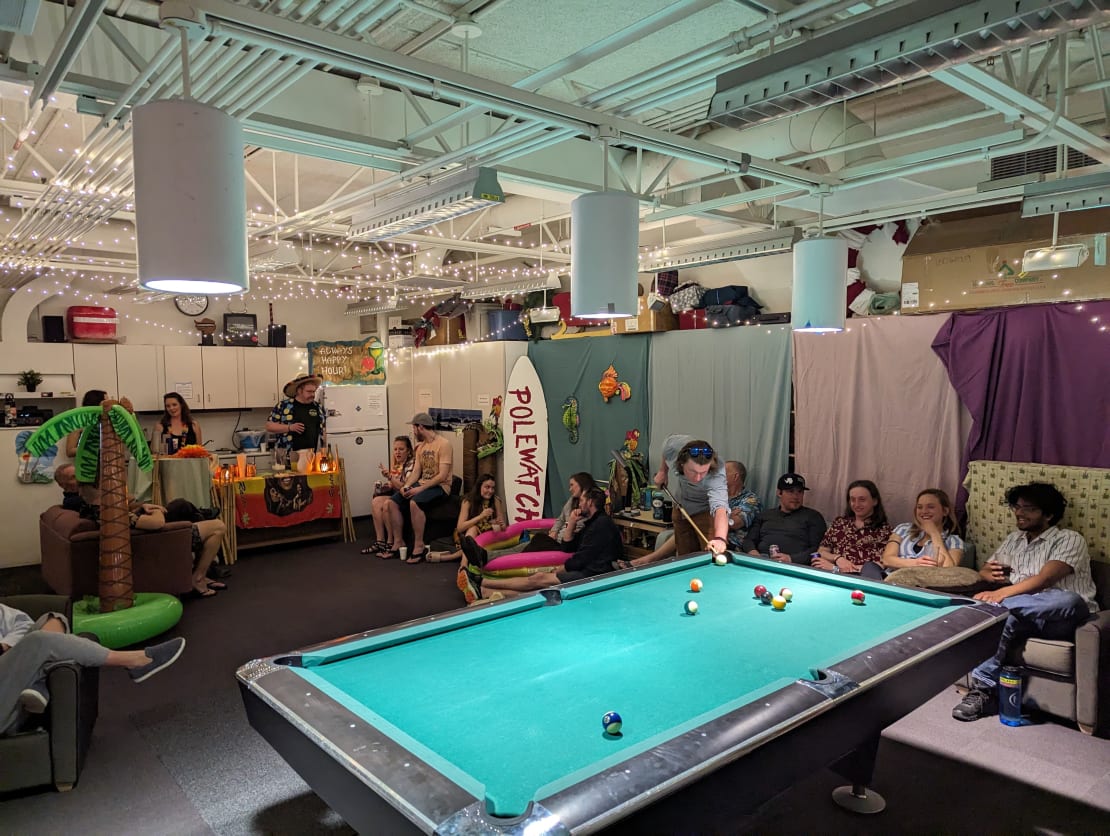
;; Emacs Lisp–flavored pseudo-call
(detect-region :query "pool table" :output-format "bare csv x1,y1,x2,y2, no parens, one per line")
238,554,1006,834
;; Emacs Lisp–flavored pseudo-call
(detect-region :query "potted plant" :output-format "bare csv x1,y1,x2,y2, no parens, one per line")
17,369,43,393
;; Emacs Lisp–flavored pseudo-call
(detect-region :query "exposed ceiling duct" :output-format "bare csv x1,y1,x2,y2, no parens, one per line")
707,0,1107,129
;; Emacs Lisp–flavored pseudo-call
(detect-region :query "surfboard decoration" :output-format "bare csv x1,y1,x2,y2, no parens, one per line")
503,355,548,525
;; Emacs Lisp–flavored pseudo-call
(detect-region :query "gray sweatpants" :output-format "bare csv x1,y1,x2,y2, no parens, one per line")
1,631,110,734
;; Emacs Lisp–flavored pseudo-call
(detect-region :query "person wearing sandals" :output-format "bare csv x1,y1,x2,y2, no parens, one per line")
378,413,453,563
362,436,414,556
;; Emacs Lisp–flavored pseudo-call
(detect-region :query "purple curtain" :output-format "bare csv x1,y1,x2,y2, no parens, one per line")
932,301,1110,498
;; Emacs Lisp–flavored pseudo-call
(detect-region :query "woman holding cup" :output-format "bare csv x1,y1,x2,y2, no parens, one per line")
881,488,964,574
362,436,414,555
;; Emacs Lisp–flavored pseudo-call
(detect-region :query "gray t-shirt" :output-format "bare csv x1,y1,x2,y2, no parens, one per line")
660,434,728,516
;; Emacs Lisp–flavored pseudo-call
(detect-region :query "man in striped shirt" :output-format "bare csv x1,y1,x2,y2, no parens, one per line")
953,482,1098,722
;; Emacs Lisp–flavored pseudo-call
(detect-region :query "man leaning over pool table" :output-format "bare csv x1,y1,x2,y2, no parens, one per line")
479,488,623,600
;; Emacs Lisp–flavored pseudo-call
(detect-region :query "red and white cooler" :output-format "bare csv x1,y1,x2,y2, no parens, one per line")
66,306,118,341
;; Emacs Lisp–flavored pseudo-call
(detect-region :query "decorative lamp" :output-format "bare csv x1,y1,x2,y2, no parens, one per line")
570,191,638,319
133,99,249,294
792,235,848,333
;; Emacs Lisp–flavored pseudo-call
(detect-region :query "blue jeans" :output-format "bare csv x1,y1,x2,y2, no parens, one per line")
970,588,1091,689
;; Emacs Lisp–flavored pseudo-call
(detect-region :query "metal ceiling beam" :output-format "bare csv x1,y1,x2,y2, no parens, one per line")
934,63,1110,165
708,0,1110,128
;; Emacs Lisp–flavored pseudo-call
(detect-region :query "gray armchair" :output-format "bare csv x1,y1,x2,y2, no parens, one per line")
0,595,100,792
1017,561,1110,736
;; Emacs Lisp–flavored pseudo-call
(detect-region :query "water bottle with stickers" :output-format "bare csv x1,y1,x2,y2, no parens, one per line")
998,666,1023,726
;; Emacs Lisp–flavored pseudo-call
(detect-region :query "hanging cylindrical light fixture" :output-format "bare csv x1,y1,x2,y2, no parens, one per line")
792,234,847,332
133,99,249,294
570,191,638,319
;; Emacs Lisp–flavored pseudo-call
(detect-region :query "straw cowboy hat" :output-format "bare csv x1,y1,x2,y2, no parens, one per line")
283,373,323,399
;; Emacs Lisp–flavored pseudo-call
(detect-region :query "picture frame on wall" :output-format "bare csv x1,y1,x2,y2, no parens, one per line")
223,313,258,346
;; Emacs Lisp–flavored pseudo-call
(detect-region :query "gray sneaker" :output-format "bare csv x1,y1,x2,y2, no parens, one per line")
129,637,186,683
952,687,997,722
19,687,48,714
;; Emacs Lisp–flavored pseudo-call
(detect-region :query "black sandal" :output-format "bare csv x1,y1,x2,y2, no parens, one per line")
405,548,428,564
375,548,402,560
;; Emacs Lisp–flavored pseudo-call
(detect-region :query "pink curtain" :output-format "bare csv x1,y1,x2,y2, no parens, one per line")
793,314,970,527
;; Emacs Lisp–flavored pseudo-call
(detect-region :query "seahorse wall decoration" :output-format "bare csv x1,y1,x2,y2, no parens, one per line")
561,396,580,444
597,363,631,403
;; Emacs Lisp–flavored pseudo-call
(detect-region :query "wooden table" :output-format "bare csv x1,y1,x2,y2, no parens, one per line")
613,512,672,557
215,464,355,563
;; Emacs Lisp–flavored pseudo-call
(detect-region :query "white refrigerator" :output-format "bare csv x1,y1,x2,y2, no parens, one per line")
321,384,390,518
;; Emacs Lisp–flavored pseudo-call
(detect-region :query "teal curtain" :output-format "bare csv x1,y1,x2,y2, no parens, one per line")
529,338,651,515
647,326,792,509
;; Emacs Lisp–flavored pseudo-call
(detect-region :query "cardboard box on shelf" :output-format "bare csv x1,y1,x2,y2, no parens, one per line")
900,209,1110,313
611,297,679,334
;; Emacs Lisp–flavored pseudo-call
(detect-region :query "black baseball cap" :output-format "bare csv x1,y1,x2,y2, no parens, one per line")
777,473,809,490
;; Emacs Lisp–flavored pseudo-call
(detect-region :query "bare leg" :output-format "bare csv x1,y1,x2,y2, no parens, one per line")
370,496,389,542
133,510,166,531
410,501,428,553
192,519,226,594
386,501,406,550
480,572,559,597
629,535,676,568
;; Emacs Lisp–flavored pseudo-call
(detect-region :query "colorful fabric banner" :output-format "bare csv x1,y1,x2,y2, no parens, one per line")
307,337,386,385
233,472,342,529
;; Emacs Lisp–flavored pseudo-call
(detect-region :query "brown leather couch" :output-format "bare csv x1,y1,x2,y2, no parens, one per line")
0,595,99,792
39,506,195,598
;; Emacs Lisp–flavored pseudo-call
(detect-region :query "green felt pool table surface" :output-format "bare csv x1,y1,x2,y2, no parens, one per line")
290,555,963,817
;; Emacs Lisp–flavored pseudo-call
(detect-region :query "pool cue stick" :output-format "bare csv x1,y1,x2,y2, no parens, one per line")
658,485,716,551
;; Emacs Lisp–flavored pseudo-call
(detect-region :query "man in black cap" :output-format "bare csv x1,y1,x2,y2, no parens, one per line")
742,473,827,564
378,412,454,562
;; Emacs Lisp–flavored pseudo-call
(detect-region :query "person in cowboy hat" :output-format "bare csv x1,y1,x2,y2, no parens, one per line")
266,373,326,453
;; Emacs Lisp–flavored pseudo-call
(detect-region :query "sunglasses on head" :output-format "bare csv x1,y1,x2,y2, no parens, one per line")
687,446,714,458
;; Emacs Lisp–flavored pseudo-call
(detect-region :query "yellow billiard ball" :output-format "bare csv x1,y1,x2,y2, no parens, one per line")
771,595,787,611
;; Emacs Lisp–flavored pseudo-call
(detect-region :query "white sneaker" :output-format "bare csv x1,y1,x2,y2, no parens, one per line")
19,688,48,714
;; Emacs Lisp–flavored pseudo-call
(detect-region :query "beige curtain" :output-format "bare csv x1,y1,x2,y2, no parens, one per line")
793,314,970,527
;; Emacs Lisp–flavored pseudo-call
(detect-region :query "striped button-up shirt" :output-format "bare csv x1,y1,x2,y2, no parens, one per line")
990,526,1099,612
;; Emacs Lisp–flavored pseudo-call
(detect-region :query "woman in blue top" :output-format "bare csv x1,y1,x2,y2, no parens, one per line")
881,488,964,573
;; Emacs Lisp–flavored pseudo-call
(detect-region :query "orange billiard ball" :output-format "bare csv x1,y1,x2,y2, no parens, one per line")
690,578,703,593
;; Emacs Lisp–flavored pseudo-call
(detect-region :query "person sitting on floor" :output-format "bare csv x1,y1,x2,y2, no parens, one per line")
742,473,827,564
362,435,414,556
952,482,1098,722
811,479,891,579
881,488,964,574
475,488,622,600
440,474,506,563
1,602,184,734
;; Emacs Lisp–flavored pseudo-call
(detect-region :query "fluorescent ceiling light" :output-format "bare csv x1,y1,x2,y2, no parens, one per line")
1021,243,1090,272
639,227,801,273
383,273,470,292
249,240,302,270
345,296,407,315
348,167,505,243
1021,171,1110,218
459,272,561,300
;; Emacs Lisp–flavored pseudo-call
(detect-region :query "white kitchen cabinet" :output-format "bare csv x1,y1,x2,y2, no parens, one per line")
242,348,278,407
1,342,74,375
72,344,118,401
201,346,242,408
411,350,441,415
115,344,164,412
276,347,308,393
438,349,472,411
386,349,413,437
163,346,204,411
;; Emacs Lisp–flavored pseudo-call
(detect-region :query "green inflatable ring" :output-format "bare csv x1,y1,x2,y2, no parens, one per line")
72,593,183,649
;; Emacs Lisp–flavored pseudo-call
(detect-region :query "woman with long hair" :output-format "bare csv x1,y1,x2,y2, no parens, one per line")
811,479,892,579
363,435,414,555
453,473,506,546
157,392,202,452
882,488,964,572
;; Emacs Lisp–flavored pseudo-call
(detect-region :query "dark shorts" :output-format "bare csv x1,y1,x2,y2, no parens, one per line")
391,484,447,509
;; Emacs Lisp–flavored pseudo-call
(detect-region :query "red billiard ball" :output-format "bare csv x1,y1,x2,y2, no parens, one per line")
779,587,793,602
753,584,768,599
851,589,866,605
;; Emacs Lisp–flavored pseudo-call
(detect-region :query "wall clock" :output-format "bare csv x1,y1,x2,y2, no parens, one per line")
173,295,209,316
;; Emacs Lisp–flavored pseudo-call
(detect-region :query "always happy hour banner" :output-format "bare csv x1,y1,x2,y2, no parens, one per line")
307,337,386,385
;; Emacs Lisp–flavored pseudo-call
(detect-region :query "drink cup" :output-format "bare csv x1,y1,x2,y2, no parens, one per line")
993,555,1013,579
399,546,408,561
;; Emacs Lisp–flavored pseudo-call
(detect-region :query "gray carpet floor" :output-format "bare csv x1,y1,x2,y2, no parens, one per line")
2,530,1108,834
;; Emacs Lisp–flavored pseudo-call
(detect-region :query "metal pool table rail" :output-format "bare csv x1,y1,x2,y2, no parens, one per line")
238,558,1008,835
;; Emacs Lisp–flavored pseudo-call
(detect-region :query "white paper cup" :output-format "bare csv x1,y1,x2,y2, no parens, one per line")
399,546,408,561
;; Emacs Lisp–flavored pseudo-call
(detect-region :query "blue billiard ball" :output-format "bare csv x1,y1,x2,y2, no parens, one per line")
602,711,623,735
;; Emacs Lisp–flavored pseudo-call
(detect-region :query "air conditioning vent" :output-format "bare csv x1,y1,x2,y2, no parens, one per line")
990,146,1099,181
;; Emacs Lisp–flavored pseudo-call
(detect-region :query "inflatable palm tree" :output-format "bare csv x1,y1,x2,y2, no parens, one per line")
27,399,153,612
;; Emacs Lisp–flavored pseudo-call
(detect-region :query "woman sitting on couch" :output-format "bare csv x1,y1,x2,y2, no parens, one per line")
882,488,964,574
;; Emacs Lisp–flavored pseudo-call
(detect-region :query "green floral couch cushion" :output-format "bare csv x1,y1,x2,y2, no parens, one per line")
964,461,1110,567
